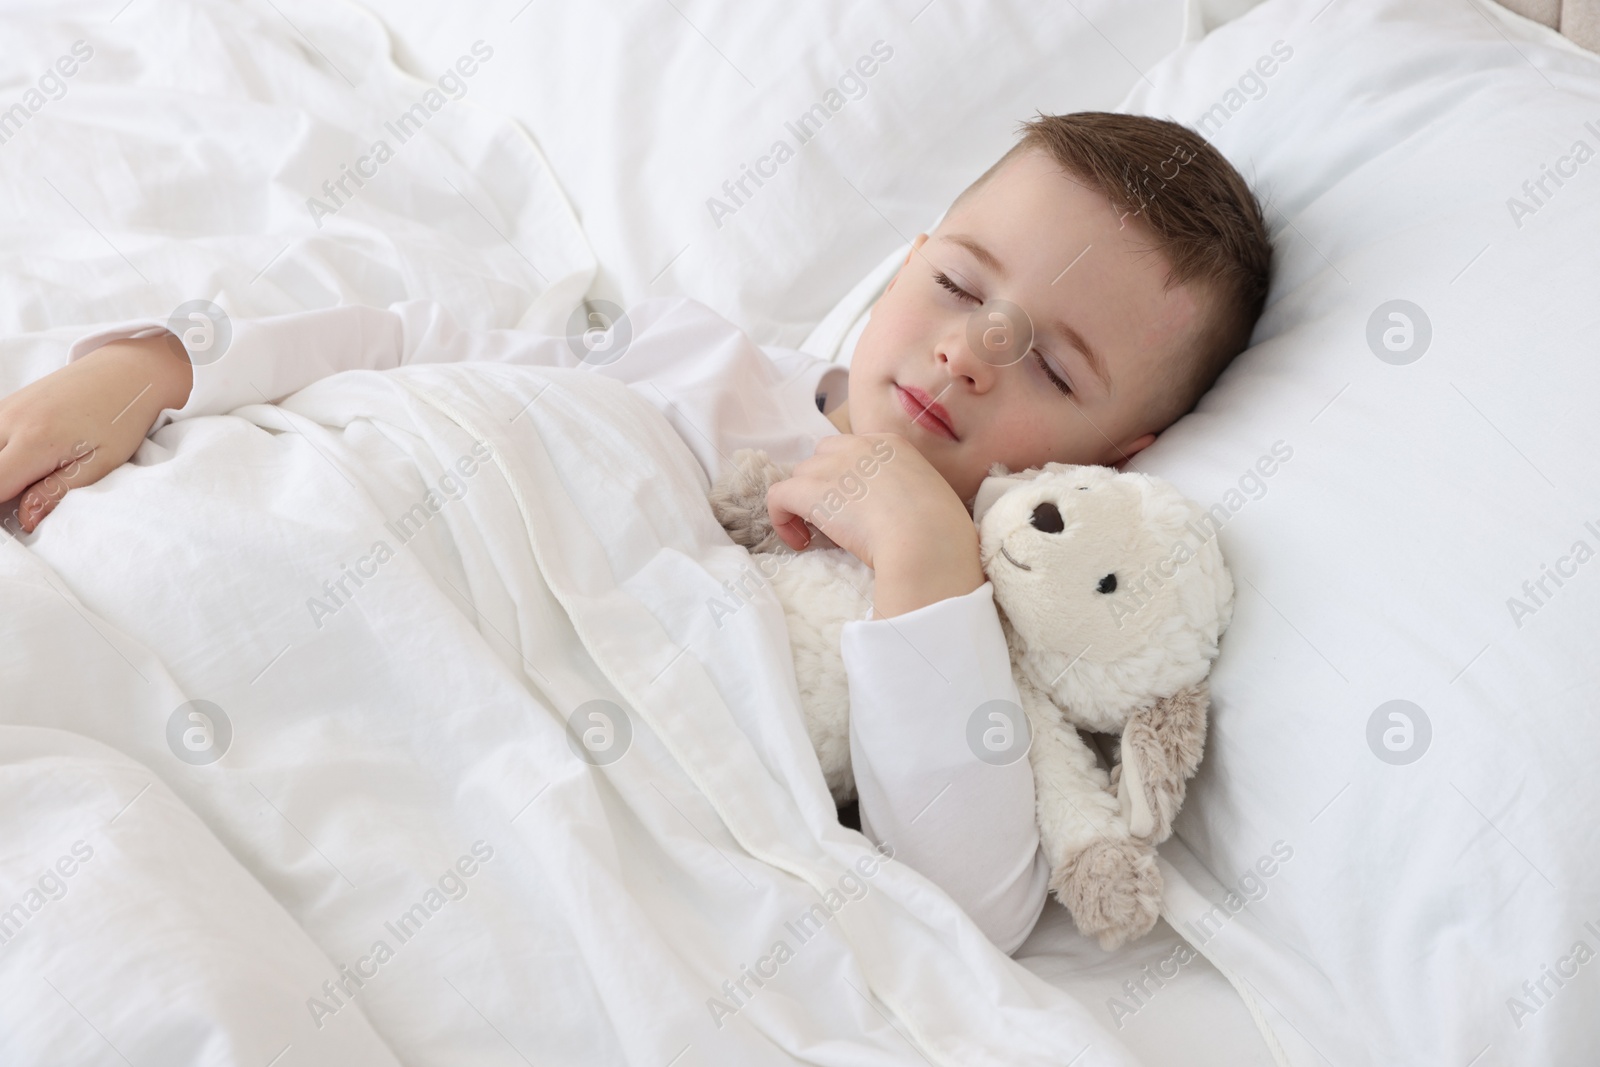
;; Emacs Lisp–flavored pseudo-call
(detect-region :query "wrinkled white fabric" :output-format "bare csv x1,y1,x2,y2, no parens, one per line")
69,296,1049,951
2,349,1126,1064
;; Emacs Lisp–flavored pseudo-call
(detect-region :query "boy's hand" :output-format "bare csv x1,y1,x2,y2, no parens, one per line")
0,333,192,533
765,433,985,618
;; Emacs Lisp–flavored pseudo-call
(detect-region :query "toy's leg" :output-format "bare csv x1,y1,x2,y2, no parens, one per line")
1117,682,1208,846
1026,699,1162,950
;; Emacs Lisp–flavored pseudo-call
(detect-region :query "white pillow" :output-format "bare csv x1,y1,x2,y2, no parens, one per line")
353,0,1186,346
1108,1,1600,1064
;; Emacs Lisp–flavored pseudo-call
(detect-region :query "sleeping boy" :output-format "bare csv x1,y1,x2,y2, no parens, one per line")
0,112,1270,954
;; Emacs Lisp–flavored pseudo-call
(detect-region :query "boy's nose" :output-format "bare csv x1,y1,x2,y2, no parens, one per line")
939,299,1035,392
938,330,1004,391
937,341,990,391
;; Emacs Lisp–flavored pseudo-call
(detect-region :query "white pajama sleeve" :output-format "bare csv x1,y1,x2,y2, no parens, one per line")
840,582,1050,955
64,301,619,432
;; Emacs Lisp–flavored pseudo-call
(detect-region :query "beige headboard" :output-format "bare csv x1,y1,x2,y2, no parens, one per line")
1498,0,1600,52
1189,0,1600,55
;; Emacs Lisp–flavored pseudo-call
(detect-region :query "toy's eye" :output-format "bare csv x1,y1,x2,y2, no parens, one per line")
1097,573,1117,594
1077,486,1088,490
1030,502,1064,533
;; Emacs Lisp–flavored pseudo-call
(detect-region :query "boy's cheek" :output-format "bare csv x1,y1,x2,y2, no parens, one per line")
866,288,930,359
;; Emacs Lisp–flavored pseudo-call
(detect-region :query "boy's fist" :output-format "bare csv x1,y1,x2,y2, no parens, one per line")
765,433,984,618
0,333,192,533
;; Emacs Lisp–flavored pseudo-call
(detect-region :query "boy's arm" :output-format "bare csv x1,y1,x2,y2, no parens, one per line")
841,582,1051,953
0,334,191,532
763,433,1049,950
871,526,986,617
17,297,701,532
64,301,601,431
7,299,447,530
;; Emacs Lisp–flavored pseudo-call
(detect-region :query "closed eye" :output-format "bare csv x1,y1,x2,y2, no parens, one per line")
1035,350,1073,397
934,270,976,302
937,272,1072,397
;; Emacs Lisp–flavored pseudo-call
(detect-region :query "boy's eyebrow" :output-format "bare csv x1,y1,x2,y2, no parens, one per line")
942,233,1005,275
941,232,1113,395
1049,316,1112,396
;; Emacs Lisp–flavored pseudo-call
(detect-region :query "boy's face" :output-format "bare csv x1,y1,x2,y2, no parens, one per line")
837,148,1204,504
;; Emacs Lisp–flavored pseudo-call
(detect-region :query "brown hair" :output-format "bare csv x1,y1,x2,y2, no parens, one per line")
958,112,1272,432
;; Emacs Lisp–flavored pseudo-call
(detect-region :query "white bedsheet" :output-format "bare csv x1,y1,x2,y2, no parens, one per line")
0,1,1256,1062
0,357,1142,1065
1017,909,1274,1067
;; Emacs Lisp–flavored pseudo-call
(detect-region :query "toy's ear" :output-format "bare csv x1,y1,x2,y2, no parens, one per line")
972,477,1021,525
971,463,1048,524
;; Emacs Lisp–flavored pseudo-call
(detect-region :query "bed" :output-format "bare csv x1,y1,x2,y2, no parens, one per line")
1,0,1596,1064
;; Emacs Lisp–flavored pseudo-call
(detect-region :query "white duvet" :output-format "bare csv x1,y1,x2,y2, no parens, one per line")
0,360,1136,1066
0,0,1199,1062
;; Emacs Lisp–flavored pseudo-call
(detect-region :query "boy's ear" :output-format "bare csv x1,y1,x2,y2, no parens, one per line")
887,233,927,292
1112,432,1158,471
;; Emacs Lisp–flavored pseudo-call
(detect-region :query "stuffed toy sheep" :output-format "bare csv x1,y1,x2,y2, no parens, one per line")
708,449,1234,950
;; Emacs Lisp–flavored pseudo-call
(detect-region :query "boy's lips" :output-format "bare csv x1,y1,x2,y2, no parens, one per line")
896,384,957,440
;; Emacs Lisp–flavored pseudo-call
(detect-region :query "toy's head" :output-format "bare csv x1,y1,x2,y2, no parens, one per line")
972,463,1234,732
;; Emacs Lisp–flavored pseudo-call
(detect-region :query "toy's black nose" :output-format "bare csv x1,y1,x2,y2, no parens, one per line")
1097,573,1118,594
1030,502,1064,533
